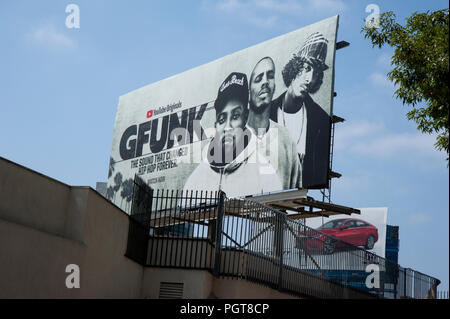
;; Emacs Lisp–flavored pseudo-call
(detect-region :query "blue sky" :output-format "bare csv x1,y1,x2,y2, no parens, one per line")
1,0,448,291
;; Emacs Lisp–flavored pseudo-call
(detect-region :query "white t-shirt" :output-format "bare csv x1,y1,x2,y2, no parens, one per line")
183,129,283,197
277,105,307,160
248,119,302,189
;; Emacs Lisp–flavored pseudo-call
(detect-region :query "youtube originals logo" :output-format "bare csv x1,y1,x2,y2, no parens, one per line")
146,102,182,119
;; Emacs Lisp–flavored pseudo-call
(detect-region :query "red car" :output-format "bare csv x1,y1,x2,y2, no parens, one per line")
295,218,378,254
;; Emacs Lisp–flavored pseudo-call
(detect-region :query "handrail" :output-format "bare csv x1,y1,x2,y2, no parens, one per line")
125,183,440,299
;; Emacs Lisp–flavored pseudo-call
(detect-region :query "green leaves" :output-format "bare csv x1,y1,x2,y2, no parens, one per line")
362,8,449,161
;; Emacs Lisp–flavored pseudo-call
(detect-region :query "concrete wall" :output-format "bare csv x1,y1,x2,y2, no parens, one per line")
0,157,143,298
212,277,299,299
0,218,86,298
140,268,300,299
0,157,84,241
142,268,215,299
0,158,300,299
0,157,366,299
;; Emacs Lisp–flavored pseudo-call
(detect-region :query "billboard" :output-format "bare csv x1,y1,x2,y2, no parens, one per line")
305,207,388,259
107,16,339,211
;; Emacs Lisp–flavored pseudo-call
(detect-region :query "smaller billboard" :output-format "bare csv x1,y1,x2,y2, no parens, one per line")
305,207,388,258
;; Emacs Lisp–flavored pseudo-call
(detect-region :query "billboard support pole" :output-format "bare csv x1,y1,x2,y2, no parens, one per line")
322,40,350,204
274,213,286,290
404,269,407,297
394,265,399,299
213,190,225,277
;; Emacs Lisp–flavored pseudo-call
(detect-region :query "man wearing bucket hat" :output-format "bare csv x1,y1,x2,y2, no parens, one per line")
270,32,332,189
183,72,283,197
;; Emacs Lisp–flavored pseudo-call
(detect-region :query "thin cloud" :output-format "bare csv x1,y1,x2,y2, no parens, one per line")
306,0,345,12
333,172,374,194
216,0,302,13
376,52,392,69
335,122,442,161
27,25,75,50
370,51,397,89
351,132,439,159
408,213,432,225
246,15,279,28
370,72,395,89
254,0,302,13
217,0,242,11
335,121,384,147
207,0,345,27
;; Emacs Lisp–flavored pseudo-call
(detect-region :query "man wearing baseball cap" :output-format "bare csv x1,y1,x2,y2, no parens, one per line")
270,32,332,189
183,72,282,196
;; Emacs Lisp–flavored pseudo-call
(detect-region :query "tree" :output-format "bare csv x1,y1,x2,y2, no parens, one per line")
106,186,115,201
362,8,449,161
108,157,115,178
120,178,134,213
113,172,123,202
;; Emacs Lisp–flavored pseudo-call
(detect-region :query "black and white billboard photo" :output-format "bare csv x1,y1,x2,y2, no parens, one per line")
107,16,339,210
1,0,447,302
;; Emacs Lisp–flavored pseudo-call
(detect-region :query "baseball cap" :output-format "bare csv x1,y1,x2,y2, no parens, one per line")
214,72,249,113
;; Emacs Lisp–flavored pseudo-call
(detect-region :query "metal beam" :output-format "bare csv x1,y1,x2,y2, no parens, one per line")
336,40,350,50
244,189,308,204
331,115,345,123
287,210,353,219
268,203,304,212
287,210,328,219
292,198,360,215
329,171,342,179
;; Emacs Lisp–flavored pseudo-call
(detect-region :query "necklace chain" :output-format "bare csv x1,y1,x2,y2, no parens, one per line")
282,102,305,146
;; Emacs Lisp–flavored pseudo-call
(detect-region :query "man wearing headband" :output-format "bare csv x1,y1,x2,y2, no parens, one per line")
247,57,302,189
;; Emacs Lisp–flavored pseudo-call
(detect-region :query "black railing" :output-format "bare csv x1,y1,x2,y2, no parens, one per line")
125,175,153,264
437,290,449,299
125,180,440,299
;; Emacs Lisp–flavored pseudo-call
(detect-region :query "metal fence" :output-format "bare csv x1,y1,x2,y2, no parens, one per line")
125,180,440,299
437,290,449,299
